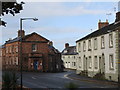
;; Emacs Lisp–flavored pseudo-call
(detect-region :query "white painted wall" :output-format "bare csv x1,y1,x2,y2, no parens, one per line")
62,55,77,69
76,30,118,81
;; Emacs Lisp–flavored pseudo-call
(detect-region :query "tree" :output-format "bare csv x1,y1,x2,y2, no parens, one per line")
0,1,25,27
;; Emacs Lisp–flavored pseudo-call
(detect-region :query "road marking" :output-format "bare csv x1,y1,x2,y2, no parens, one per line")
32,77,36,79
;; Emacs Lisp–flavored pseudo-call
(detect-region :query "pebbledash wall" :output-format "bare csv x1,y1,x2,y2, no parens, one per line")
76,11,120,82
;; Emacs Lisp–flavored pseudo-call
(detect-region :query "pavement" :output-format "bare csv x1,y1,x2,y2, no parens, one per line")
65,70,119,87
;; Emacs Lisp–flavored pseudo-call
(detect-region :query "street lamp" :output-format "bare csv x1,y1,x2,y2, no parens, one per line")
20,18,38,90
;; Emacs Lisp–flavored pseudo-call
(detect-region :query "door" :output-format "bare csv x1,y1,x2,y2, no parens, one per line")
33,60,38,70
102,54,105,74
99,55,105,74
99,57,102,73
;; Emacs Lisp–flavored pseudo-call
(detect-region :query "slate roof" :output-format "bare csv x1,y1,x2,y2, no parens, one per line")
62,46,78,55
5,32,49,44
76,21,120,42
0,45,5,49
48,45,61,54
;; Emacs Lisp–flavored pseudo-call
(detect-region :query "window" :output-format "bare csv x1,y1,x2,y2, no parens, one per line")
101,36,105,49
109,54,114,70
78,43,81,52
9,46,12,53
94,38,97,50
79,57,82,68
6,47,8,53
94,56,98,69
89,56,92,69
15,46,18,52
73,62,76,66
109,34,113,48
88,40,91,51
68,56,70,58
83,41,86,51
73,56,75,59
32,44,37,52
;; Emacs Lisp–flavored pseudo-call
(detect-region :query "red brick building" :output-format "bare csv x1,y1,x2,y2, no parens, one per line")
1,30,63,72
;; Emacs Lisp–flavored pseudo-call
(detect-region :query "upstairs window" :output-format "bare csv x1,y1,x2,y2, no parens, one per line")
78,42,81,52
83,41,86,52
32,44,37,52
109,34,113,48
94,38,97,50
88,40,91,51
101,36,105,49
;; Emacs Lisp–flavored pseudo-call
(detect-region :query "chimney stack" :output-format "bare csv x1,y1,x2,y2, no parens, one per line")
98,19,109,29
115,1,120,22
65,43,69,48
49,41,53,46
18,30,25,37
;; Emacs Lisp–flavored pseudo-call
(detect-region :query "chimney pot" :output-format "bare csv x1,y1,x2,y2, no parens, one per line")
98,20,109,29
65,43,69,48
18,30,25,37
49,41,53,46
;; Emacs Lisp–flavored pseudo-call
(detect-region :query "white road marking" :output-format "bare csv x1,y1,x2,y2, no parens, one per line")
32,77,36,79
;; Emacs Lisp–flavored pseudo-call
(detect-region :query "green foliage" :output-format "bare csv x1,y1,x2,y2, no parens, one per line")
0,1,25,27
65,82,78,90
2,71,19,89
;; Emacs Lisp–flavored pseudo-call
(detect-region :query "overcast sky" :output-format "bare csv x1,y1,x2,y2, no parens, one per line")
1,1,119,51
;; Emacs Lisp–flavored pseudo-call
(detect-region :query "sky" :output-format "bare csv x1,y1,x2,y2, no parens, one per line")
1,1,119,51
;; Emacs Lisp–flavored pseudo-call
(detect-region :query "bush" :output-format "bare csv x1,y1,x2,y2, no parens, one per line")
65,82,78,90
2,71,19,89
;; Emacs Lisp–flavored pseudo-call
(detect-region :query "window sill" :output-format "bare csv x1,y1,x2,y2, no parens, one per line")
109,68,114,70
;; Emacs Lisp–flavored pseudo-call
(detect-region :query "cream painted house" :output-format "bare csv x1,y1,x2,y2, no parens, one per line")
76,11,120,82
62,43,78,69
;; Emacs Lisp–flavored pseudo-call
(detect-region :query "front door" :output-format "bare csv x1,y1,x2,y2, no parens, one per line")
33,60,38,70
99,55,105,74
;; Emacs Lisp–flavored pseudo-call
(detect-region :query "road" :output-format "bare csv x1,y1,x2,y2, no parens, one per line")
16,70,118,89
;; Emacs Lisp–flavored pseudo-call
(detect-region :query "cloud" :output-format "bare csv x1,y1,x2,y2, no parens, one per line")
17,2,106,17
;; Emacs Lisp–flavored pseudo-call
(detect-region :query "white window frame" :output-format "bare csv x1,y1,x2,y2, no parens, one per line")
88,39,91,51
83,41,86,51
109,33,113,48
32,44,37,52
94,38,97,50
109,54,114,70
101,36,105,49
89,56,92,69
94,56,98,69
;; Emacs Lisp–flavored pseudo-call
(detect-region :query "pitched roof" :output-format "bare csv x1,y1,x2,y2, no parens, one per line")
62,46,78,55
48,45,60,54
5,32,49,44
76,21,120,42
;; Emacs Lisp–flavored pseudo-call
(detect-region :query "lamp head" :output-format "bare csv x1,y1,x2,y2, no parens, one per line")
33,18,38,21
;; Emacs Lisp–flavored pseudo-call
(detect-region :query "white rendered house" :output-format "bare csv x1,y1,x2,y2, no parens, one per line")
76,11,120,82
62,43,78,69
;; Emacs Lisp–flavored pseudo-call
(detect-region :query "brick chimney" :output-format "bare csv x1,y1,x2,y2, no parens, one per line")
98,19,109,29
49,41,53,46
18,30,25,37
115,12,120,22
65,43,69,48
115,1,120,22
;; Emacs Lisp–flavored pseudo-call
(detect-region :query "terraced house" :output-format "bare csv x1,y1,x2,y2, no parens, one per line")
62,43,78,69
1,30,63,72
76,10,120,82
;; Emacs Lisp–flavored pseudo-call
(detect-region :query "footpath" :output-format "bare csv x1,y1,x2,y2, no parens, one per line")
65,69,119,88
